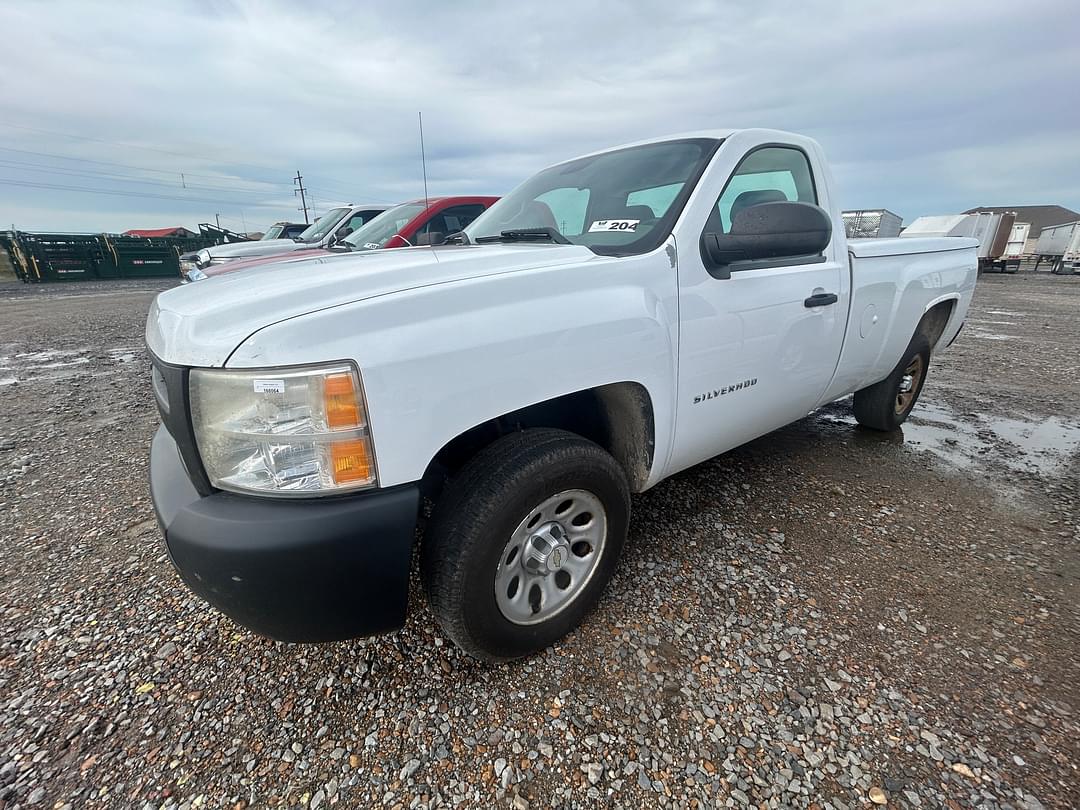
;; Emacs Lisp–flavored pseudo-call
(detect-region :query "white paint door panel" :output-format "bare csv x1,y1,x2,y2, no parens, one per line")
668,257,845,474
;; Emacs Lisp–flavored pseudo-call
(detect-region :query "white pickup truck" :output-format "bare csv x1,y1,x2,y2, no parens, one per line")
147,129,977,660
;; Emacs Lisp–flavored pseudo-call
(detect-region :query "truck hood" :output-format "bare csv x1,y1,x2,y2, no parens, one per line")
147,243,596,367
207,239,310,260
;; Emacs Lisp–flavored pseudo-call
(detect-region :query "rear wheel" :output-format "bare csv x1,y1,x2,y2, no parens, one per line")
421,428,630,661
853,334,931,431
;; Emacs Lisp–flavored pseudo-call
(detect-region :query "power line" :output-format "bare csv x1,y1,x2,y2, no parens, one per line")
0,121,283,176
0,123,403,205
0,177,286,208
303,176,361,196
305,176,399,205
0,145,293,187
0,158,286,198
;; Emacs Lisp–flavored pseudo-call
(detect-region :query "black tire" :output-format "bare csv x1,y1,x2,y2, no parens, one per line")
421,428,630,661
853,333,931,431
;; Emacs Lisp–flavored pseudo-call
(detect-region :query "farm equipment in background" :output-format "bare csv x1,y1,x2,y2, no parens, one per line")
0,228,246,282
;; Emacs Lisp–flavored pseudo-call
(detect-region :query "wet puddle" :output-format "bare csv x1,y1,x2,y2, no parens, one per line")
0,346,143,386
817,399,1080,476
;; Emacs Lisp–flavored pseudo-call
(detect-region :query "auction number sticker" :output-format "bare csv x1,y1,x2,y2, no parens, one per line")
588,219,640,233
253,379,286,394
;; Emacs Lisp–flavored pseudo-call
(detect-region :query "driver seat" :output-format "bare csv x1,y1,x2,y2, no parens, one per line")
621,204,656,222
705,189,788,234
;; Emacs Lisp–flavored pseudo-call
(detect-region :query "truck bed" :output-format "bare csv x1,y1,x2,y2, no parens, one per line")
819,236,977,403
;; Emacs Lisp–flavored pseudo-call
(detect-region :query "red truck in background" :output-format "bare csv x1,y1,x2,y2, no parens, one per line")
185,196,497,282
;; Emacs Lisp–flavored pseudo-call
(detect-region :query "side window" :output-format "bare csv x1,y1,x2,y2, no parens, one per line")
418,204,488,237
711,147,817,233
536,188,590,235
441,204,486,233
347,211,374,229
337,211,371,238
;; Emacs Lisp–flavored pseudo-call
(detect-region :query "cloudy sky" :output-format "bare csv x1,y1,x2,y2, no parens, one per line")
0,0,1077,233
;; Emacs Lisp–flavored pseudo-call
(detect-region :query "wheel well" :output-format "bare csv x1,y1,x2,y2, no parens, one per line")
422,382,655,496
917,299,956,350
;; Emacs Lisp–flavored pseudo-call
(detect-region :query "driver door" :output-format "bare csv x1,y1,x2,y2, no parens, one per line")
667,143,847,475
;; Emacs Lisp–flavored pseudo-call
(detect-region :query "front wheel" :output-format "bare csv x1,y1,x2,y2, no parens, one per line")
853,334,931,431
421,428,630,661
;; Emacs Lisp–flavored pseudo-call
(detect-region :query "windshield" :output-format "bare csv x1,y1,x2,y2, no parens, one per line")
261,224,283,240
342,203,426,250
297,207,350,242
464,138,719,255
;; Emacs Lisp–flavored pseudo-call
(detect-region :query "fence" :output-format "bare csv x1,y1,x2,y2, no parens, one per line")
0,225,248,283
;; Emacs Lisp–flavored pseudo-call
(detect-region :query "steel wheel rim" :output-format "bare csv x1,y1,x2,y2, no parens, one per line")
895,354,924,414
494,489,607,626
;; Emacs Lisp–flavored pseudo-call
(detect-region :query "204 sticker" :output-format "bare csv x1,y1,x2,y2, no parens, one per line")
588,219,640,233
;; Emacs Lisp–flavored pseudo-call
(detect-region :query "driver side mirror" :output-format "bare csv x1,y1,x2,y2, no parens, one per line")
700,201,832,279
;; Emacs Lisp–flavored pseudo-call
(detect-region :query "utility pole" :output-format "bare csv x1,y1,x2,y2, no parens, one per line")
294,171,310,224
215,213,221,229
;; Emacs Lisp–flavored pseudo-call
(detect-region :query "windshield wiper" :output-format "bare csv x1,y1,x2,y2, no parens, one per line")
443,231,470,245
475,227,570,245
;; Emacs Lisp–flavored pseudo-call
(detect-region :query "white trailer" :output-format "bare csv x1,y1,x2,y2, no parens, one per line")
1004,222,1030,260
902,211,1017,273
1033,220,1080,274
993,222,1030,273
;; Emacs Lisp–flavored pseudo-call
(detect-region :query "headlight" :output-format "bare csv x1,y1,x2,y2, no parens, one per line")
190,363,377,496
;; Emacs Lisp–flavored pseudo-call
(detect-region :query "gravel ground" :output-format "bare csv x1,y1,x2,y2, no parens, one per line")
0,273,1077,809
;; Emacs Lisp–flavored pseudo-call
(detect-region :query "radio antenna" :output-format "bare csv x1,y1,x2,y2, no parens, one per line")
418,111,430,211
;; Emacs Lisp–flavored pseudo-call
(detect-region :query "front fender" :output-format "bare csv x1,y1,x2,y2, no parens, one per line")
227,250,679,488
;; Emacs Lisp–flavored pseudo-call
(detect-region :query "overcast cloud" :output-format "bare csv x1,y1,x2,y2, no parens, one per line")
0,0,1077,233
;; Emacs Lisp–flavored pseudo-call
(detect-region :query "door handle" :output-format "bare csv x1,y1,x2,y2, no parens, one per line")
804,292,838,308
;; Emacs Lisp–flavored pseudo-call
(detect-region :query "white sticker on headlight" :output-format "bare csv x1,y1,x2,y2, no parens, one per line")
253,379,285,393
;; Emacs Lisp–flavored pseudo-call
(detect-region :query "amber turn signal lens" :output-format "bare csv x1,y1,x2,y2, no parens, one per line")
330,439,373,484
324,373,362,429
